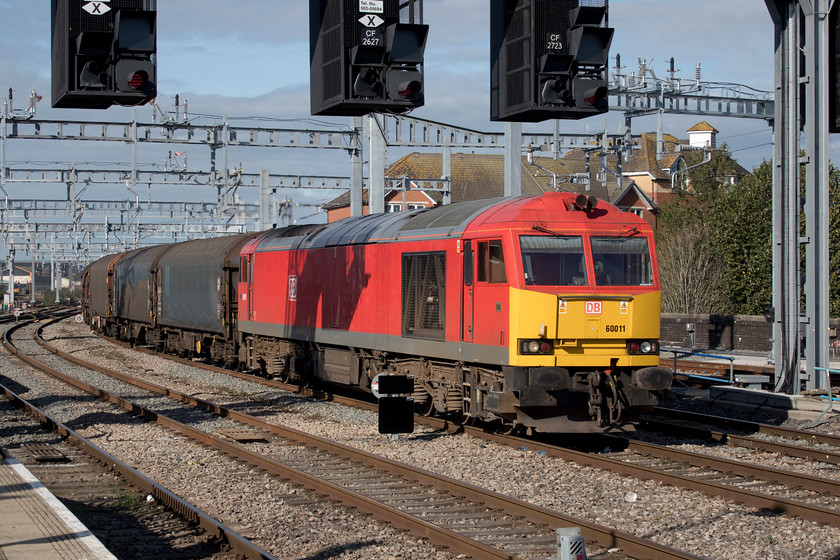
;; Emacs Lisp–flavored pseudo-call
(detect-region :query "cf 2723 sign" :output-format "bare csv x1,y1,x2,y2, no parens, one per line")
546,33,563,51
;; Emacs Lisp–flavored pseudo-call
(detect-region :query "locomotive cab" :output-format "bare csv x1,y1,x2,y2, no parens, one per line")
463,193,672,432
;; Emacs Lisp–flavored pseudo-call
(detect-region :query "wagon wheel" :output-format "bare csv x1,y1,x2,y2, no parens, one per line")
450,410,475,427
414,395,436,417
495,419,523,436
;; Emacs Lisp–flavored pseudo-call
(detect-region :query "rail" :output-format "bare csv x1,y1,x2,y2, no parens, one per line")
27,318,704,560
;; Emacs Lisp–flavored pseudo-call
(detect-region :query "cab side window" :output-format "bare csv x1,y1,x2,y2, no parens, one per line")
463,241,473,286
477,240,507,283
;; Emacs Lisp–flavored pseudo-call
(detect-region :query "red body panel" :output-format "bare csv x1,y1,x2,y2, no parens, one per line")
243,239,466,344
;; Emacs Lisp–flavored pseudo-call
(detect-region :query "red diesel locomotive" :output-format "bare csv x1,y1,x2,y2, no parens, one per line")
83,192,672,433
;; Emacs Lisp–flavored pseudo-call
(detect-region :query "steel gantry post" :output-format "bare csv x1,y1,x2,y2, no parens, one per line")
5,249,14,310
1,103,6,194
766,0,833,392
504,122,522,197
803,0,832,391
768,0,804,394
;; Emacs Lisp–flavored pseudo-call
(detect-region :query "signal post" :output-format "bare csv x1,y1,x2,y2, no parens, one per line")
51,0,157,109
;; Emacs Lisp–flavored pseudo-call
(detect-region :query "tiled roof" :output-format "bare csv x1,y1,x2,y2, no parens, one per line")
659,152,682,171
686,121,719,133
622,132,681,180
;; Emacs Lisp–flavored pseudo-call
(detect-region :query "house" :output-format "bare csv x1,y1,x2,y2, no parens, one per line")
618,131,685,208
322,186,439,223
613,123,749,225
324,121,750,228
612,183,659,226
323,151,620,222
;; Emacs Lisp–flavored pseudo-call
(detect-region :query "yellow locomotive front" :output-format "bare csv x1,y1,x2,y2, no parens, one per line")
482,197,672,432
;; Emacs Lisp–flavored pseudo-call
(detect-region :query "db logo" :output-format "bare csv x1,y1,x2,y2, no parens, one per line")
288,275,298,301
584,301,602,315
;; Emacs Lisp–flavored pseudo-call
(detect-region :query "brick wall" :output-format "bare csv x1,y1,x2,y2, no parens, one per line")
661,313,840,353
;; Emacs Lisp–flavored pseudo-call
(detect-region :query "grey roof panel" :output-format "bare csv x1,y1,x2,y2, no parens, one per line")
397,198,504,235
257,198,509,252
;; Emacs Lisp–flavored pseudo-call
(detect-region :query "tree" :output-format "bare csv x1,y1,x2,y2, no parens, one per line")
658,226,728,313
829,164,840,317
657,148,840,319
711,159,773,315
656,148,736,314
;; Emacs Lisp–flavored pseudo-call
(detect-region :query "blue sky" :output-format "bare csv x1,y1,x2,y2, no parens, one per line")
0,0,822,214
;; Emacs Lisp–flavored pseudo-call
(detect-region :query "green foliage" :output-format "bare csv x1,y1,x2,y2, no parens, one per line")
656,149,773,315
42,287,79,306
830,164,840,317
657,152,840,318
711,160,773,315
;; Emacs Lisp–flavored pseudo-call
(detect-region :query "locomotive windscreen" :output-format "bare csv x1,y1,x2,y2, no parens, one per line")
520,235,586,286
591,237,653,286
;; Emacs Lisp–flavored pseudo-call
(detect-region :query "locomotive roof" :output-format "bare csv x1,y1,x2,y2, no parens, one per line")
253,193,640,252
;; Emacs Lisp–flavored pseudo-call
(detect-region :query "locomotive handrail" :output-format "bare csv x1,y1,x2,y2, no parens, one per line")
661,347,735,383
809,367,840,427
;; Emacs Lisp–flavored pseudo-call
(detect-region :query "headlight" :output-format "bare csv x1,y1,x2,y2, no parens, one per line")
519,339,553,355
627,340,658,355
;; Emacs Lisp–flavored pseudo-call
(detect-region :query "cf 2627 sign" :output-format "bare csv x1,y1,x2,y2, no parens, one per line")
358,0,385,45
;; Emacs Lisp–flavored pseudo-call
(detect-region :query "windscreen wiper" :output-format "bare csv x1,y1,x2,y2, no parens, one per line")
532,225,565,237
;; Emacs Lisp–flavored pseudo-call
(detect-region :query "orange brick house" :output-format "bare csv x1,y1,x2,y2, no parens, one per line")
323,187,438,223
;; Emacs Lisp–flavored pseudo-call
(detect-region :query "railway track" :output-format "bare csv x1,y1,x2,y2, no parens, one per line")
4,316,702,560
0,396,249,560
664,357,774,387
641,407,840,465
445,422,840,529
102,328,840,529
596,436,840,527
668,355,840,389
24,316,840,558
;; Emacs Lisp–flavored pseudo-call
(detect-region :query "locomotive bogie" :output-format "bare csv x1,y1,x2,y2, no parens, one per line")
241,335,300,378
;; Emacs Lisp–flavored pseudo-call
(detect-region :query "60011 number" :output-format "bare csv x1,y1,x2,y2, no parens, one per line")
605,324,626,333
